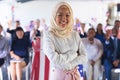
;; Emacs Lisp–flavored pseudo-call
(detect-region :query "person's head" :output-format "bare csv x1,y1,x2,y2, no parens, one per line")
114,20,120,29
87,28,96,43
35,19,40,29
15,27,24,39
112,27,118,38
96,23,104,34
50,2,74,38
0,24,3,34
15,20,20,28
53,2,72,27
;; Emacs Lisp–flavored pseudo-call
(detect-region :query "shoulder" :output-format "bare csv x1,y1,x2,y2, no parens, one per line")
1,36,8,43
81,38,88,44
43,30,55,40
94,38,102,45
70,30,80,38
118,38,120,41
94,38,100,42
44,30,52,36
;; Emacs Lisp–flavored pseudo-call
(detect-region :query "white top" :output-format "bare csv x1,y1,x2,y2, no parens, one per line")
82,38,103,61
43,30,87,70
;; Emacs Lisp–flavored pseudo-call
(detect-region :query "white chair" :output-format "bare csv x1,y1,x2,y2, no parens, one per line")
111,68,120,80
0,67,3,80
0,58,7,80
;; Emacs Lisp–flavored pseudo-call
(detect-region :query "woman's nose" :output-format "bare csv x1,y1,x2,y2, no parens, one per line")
62,15,66,22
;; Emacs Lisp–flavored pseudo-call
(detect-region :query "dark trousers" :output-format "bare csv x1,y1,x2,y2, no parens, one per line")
104,59,112,80
0,58,4,67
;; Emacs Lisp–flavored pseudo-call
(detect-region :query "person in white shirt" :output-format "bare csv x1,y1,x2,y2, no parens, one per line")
82,27,103,80
43,2,87,80
30,19,41,40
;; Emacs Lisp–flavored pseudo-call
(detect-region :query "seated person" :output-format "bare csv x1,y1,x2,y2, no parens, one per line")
0,24,9,66
30,19,41,40
82,28,103,80
103,28,120,80
9,27,31,80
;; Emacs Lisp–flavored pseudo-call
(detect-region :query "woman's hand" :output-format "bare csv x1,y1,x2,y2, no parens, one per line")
10,51,21,60
14,55,21,60
90,60,95,66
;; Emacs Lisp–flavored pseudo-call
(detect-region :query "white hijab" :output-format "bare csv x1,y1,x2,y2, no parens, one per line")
49,2,74,38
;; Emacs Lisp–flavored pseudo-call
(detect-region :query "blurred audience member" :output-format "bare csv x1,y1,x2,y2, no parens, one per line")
82,28,103,80
30,19,41,40
10,27,31,80
0,24,9,66
80,23,87,38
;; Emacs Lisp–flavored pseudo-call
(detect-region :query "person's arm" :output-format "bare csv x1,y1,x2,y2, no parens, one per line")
93,40,103,61
7,28,14,34
10,39,21,60
30,29,36,41
68,33,88,68
0,38,9,58
9,51,21,60
43,31,77,65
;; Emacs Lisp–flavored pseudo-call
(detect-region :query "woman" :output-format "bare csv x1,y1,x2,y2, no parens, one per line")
43,2,87,80
95,23,105,44
10,27,31,80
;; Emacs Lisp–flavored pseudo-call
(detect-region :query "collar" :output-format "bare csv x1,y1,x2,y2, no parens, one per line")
0,35,3,39
111,36,117,40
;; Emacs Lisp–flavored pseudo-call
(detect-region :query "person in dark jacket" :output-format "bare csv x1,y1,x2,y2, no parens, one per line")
9,27,31,80
103,27,120,80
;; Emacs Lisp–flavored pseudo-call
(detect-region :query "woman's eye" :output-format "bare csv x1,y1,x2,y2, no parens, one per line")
66,14,70,17
58,14,62,16
56,13,62,17
66,15,69,17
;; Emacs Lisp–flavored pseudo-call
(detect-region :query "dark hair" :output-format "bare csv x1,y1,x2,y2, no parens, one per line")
15,27,24,32
15,27,24,40
88,27,95,32
96,23,104,35
16,20,20,24
112,27,118,33
0,24,3,30
114,20,120,23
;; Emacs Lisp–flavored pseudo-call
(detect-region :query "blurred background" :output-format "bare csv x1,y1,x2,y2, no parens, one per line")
0,0,120,31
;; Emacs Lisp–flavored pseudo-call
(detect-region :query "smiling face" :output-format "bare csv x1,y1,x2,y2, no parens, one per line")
55,5,71,28
87,28,96,44
112,28,118,37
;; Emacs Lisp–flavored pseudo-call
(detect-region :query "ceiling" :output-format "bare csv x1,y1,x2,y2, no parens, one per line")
16,0,33,3
0,0,34,3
